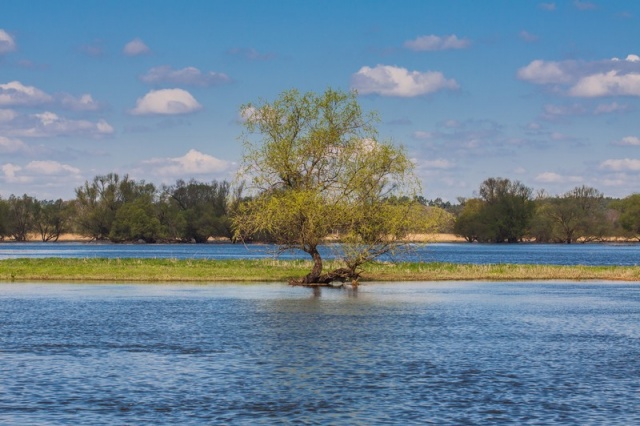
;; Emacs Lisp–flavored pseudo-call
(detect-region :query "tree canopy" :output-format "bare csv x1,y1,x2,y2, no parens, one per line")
233,88,438,286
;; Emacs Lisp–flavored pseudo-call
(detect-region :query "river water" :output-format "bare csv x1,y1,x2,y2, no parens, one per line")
1,242,639,266
1,282,639,424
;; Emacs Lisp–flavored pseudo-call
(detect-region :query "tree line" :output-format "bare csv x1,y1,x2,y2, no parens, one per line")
452,177,640,243
1,174,638,244
0,174,238,243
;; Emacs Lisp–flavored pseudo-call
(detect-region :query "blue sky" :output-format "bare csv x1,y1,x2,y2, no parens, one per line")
1,0,639,201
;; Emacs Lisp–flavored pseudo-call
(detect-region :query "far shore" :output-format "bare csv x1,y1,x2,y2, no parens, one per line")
1,258,638,283
5,233,639,244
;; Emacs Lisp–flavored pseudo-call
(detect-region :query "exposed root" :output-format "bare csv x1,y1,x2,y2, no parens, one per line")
289,267,360,288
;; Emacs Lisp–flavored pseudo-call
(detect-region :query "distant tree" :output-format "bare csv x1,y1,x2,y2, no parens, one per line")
0,198,9,240
453,198,490,242
75,173,161,242
535,186,608,243
32,199,69,242
163,179,233,243
611,194,640,241
109,199,162,243
233,88,438,286
5,194,36,241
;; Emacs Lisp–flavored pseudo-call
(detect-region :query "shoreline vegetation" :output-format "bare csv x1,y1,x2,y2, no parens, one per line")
1,258,638,283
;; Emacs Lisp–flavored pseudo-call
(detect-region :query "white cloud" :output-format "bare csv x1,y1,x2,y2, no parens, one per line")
2,160,82,187
0,81,54,106
519,55,640,97
517,60,572,84
0,136,30,154
131,88,202,115
123,38,150,56
600,158,640,171
140,66,231,87
141,149,232,177
535,172,583,183
538,3,556,11
568,71,640,97
5,111,114,138
24,160,81,176
404,34,470,51
613,136,640,146
58,93,103,111
1,164,30,183
351,64,459,97
0,29,16,54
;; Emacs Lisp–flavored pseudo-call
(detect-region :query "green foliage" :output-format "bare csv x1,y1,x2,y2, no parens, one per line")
234,88,431,283
533,186,609,243
32,199,69,242
611,194,640,240
453,178,534,243
163,179,233,242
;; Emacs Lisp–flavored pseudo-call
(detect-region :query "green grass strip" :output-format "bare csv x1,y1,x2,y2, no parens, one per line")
0,258,639,283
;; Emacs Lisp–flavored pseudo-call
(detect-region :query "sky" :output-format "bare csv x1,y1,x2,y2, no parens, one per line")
1,0,639,202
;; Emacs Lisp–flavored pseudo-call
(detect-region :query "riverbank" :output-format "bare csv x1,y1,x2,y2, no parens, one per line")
1,258,638,283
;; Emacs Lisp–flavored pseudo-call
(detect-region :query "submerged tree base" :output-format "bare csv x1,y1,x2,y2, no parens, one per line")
288,267,361,288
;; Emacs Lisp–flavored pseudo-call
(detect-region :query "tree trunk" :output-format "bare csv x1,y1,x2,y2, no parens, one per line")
289,246,360,287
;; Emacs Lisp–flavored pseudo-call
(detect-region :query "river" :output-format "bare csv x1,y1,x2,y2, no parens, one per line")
1,282,639,424
1,242,639,266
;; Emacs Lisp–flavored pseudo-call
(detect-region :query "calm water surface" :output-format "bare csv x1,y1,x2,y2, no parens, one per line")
1,282,639,424
1,242,639,266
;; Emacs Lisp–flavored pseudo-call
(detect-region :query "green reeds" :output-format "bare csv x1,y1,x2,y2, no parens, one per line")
1,258,638,283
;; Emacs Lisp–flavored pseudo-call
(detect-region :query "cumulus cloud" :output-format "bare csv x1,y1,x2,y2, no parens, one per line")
140,66,231,87
518,55,640,97
0,29,16,54
613,136,640,146
1,163,29,183
123,38,151,56
404,34,470,51
517,60,573,84
600,158,640,171
0,81,54,106
2,160,82,186
569,71,640,97
535,172,583,184
131,89,202,115
2,111,114,138
351,65,459,97
140,149,232,177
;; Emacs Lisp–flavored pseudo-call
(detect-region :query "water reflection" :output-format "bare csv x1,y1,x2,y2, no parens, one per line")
0,282,639,424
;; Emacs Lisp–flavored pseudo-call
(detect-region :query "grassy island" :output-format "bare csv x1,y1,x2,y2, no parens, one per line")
0,258,639,283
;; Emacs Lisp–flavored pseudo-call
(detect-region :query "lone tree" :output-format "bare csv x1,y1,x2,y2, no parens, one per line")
233,88,434,286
